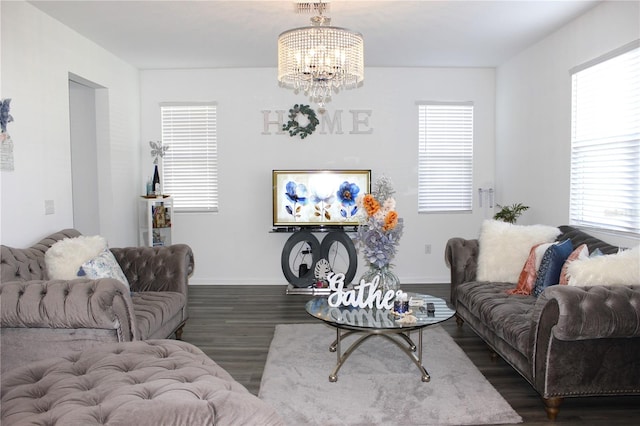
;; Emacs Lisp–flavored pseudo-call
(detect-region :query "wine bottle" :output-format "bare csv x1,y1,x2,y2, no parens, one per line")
152,165,160,196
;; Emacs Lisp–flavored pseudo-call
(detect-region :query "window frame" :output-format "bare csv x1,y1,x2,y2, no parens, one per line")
417,101,474,214
569,41,640,236
160,102,218,213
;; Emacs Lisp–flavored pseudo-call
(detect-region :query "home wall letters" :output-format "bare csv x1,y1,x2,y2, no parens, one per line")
261,109,373,136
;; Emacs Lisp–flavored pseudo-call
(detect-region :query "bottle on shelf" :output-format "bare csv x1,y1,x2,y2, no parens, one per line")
152,165,161,196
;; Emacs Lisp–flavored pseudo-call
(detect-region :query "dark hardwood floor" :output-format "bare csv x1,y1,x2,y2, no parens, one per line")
182,284,640,425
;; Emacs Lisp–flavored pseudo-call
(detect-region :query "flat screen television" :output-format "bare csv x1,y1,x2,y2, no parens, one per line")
272,169,371,229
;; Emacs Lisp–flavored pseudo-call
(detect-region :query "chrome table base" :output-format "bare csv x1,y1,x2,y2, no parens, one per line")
328,328,430,383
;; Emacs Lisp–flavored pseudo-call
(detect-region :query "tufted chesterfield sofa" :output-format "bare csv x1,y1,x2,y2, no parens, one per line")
1,229,194,373
1,230,284,425
446,225,640,420
1,339,284,425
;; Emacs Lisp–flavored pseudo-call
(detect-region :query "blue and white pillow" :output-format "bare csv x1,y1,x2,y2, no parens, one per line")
533,239,574,297
78,248,130,291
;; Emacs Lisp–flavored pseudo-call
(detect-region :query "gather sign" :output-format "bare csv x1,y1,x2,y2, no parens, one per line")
326,272,395,310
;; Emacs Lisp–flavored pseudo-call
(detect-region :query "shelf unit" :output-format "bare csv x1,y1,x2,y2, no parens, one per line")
139,196,173,247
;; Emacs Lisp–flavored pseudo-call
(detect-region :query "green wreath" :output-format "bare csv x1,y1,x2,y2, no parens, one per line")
283,104,319,139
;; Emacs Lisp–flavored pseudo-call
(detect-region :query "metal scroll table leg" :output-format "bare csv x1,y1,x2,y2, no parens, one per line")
328,328,430,382
377,331,430,382
399,331,417,352
329,328,341,382
329,330,357,353
329,331,378,382
418,329,430,382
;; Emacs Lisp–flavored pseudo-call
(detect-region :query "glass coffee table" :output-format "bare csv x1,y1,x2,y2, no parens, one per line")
305,293,455,382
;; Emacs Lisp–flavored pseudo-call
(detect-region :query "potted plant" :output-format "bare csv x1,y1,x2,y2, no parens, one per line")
493,203,529,224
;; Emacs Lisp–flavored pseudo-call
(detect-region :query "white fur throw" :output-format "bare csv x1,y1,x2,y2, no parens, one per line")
45,235,108,280
567,246,640,286
476,220,561,283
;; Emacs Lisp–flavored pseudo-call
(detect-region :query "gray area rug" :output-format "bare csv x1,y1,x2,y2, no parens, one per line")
259,323,522,426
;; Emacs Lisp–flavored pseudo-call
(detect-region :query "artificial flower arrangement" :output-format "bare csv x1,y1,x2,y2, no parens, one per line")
354,176,404,268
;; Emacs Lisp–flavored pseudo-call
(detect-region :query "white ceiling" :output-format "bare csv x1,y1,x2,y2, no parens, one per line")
28,0,602,69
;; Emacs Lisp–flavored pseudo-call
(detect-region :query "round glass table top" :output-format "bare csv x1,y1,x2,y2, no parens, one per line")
305,293,455,331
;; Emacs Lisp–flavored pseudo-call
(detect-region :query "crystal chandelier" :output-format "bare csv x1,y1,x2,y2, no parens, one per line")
277,2,364,109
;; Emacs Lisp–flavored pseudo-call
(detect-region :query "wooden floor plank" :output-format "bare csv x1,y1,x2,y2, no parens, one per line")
182,284,640,425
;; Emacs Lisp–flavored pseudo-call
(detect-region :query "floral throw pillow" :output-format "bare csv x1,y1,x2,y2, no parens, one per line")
78,248,130,291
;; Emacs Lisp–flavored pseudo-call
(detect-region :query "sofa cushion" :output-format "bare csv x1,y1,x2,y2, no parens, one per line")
559,243,589,285
0,340,283,426
78,248,130,291
567,246,640,286
477,220,560,283
45,235,110,280
457,281,537,358
557,225,620,255
532,239,574,297
508,243,554,295
2,229,82,283
132,291,186,339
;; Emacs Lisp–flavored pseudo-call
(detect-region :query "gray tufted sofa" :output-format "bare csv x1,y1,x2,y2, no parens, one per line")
1,339,283,425
1,229,194,373
446,225,640,420
1,230,284,425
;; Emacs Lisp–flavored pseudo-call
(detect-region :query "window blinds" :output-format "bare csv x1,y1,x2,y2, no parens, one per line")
418,102,474,213
160,103,218,212
570,42,640,235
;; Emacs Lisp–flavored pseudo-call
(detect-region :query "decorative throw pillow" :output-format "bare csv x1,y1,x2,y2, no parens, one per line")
532,239,574,297
78,248,130,291
566,246,640,286
559,243,589,285
45,235,107,280
507,242,553,295
476,220,561,283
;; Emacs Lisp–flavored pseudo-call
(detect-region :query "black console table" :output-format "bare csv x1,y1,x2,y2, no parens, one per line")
273,227,358,294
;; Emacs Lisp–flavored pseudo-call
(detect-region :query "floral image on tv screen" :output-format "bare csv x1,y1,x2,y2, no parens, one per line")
272,170,371,228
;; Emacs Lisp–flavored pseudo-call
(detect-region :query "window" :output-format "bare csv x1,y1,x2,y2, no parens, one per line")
570,41,639,235
160,103,218,212
418,102,474,213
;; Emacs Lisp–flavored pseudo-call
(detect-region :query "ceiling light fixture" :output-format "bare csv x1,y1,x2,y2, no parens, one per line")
277,1,364,110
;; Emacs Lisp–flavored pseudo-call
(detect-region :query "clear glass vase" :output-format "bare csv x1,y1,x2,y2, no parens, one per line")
359,263,400,296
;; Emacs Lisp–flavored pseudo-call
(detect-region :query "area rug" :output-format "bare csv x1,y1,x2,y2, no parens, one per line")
259,323,522,426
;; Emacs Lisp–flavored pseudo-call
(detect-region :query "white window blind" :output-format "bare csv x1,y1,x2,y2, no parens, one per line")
570,41,640,235
160,103,218,212
418,102,474,213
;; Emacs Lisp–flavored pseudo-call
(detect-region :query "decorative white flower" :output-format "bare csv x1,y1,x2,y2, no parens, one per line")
383,198,396,212
149,140,169,164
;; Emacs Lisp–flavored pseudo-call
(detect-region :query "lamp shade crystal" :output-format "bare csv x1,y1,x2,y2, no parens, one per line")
278,17,364,107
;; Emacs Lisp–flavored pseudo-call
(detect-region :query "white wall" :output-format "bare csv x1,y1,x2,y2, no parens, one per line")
496,0,640,247
10,0,633,286
0,1,141,248
141,67,495,284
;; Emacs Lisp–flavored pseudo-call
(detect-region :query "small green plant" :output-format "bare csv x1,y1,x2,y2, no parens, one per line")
493,203,529,224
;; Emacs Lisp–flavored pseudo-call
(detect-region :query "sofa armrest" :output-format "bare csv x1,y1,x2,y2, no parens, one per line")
0,279,138,341
444,238,479,305
110,244,194,294
532,285,640,342
530,285,640,397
